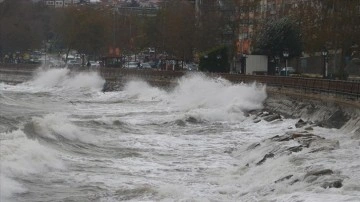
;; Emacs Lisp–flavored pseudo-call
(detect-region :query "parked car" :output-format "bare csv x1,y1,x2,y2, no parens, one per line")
124,61,139,69
280,67,295,76
148,61,157,68
67,60,81,68
89,61,100,68
140,62,152,69
185,62,198,71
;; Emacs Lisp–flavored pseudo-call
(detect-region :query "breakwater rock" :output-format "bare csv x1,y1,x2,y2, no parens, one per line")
263,88,360,133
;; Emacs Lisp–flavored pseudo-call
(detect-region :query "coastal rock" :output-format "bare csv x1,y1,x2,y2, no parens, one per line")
320,110,351,129
321,179,343,189
253,119,261,123
287,145,303,153
295,119,307,128
304,169,334,179
308,139,340,153
175,120,186,126
295,134,325,148
304,126,313,131
263,114,282,122
185,116,201,124
257,111,270,117
256,152,275,165
351,127,360,139
271,132,325,148
304,169,334,183
246,142,261,150
275,175,293,183
289,179,300,185
303,169,345,189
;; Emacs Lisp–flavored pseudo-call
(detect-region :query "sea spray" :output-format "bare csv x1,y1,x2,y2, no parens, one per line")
169,74,267,121
24,113,98,143
26,67,105,92
121,73,267,122
123,79,167,101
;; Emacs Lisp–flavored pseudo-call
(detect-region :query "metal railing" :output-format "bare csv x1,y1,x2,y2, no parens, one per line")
219,74,360,99
99,68,360,99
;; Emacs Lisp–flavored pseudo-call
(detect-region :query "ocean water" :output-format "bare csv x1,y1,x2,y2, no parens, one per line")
0,67,359,202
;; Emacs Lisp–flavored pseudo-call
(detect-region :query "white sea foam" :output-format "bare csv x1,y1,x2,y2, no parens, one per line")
30,68,70,88
121,73,267,122
123,79,167,101
23,67,105,93
0,174,27,201
0,129,65,201
29,113,98,143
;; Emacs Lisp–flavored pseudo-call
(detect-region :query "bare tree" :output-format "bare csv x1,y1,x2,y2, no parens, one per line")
0,0,46,54
156,0,196,62
55,6,112,60
295,0,360,71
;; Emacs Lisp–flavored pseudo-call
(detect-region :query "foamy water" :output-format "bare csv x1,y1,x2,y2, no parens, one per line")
0,67,359,202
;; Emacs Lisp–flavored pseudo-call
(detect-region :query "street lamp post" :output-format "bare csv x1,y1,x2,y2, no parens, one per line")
216,54,222,70
241,53,247,74
283,49,289,76
274,56,280,75
322,49,329,78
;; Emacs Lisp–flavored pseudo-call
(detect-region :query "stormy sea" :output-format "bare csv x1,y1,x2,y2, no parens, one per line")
1,67,359,202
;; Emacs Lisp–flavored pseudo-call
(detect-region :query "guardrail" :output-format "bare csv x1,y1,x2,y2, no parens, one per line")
218,74,360,99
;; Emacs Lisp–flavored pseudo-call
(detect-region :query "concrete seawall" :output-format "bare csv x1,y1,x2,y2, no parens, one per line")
1,65,359,132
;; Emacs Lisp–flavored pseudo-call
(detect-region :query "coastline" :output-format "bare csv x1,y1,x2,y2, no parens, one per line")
1,65,359,132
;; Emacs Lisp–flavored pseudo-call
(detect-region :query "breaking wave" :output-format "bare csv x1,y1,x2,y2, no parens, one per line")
121,73,267,122
25,67,105,92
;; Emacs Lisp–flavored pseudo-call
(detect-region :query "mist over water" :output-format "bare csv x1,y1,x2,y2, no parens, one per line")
1,67,359,201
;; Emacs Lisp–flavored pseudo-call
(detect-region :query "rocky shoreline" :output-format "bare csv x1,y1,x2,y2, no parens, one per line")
241,128,346,190
230,103,359,191
263,89,360,133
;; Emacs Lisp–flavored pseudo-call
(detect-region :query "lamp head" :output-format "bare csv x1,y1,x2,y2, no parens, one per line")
322,49,328,56
283,50,289,58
